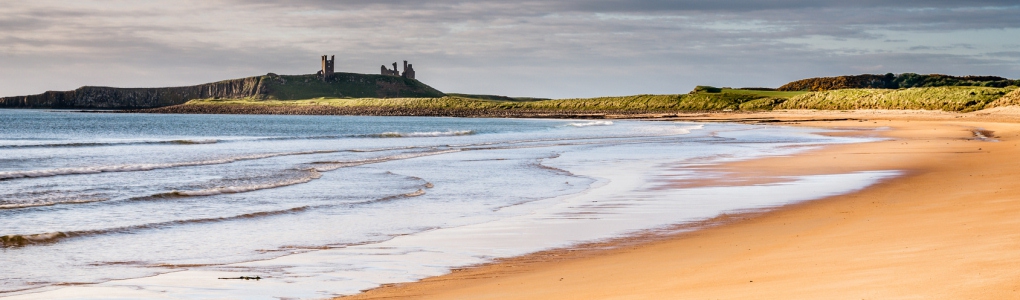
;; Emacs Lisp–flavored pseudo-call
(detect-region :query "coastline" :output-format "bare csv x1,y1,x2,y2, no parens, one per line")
341,110,1020,299
3,112,883,299
125,103,681,119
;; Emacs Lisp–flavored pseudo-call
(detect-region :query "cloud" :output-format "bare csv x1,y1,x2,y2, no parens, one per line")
0,1,1018,98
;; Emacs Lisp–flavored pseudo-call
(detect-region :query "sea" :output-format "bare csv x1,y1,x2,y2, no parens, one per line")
0,109,896,299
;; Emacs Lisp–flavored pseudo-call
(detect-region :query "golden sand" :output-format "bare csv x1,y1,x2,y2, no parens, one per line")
343,110,1020,299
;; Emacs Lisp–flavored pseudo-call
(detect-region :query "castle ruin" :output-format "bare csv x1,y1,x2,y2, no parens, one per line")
319,55,335,80
315,55,417,80
381,60,415,79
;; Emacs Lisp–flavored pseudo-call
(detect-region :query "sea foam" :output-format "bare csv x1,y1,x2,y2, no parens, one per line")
0,150,337,180
568,121,614,127
370,130,475,138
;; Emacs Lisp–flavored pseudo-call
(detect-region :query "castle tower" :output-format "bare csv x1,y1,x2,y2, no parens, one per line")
321,55,335,80
403,62,415,79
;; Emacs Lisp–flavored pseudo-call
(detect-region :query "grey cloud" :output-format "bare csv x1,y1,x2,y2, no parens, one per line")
984,51,1020,59
1,1,1018,98
234,0,1020,12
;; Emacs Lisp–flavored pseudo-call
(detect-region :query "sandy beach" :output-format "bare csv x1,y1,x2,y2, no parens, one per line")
343,110,1020,299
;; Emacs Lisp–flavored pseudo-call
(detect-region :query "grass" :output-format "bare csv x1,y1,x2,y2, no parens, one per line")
188,89,793,112
720,88,811,98
259,73,445,100
185,86,1020,113
445,93,550,102
987,87,1020,108
777,86,1017,112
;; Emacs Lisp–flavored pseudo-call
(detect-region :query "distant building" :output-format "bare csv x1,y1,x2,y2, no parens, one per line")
315,55,416,80
319,55,335,80
381,60,415,79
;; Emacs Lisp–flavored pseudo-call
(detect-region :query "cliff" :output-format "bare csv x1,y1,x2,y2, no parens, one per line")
0,73,445,109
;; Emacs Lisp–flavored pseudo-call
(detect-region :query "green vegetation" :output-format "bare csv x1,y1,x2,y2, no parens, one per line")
190,95,701,111
188,87,805,112
259,73,445,100
778,73,1020,91
894,73,1020,88
693,86,722,93
987,88,1020,108
719,88,810,99
777,86,1017,112
184,83,1019,114
445,93,550,102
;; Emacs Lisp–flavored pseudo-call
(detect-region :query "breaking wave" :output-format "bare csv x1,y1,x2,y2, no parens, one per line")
0,150,337,181
1,182,431,248
403,189,426,197
158,170,322,197
347,146,425,153
0,195,110,210
0,206,312,248
0,139,218,149
568,121,614,127
368,130,475,138
312,149,461,171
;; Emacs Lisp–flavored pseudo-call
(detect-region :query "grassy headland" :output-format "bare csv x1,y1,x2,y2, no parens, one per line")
0,72,445,109
167,88,804,115
136,85,1018,117
124,71,1020,117
196,87,807,111
776,86,1017,112
261,73,445,99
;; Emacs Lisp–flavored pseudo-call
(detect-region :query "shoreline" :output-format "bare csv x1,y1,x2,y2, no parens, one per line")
124,103,677,119
340,111,1020,299
1,111,885,297
5,109,1020,298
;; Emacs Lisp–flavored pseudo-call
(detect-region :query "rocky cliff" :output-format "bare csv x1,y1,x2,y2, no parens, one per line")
0,76,270,109
0,73,444,109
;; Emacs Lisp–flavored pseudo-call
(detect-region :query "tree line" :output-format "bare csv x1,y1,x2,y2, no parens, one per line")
777,73,1020,91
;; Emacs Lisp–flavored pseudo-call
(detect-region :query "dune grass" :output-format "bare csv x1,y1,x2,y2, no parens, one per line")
777,86,1017,112
188,91,785,112
185,86,1019,113
720,89,810,98
987,88,1020,108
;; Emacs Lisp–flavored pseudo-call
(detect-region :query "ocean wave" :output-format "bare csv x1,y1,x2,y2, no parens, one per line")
0,206,312,248
312,149,461,171
352,189,428,207
160,169,322,197
0,139,219,149
347,146,425,153
0,195,110,210
0,150,337,181
403,189,426,197
166,139,218,145
368,130,475,138
1,182,431,248
568,121,614,127
254,135,345,141
130,150,451,201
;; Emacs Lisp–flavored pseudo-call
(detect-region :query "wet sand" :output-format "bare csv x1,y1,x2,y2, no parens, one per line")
341,110,1020,299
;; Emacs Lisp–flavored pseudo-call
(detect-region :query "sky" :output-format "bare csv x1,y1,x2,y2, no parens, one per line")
1,1,1018,98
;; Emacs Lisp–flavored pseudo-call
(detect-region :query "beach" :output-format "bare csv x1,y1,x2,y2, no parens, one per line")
344,110,1020,299
4,111,888,299
4,109,1020,299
